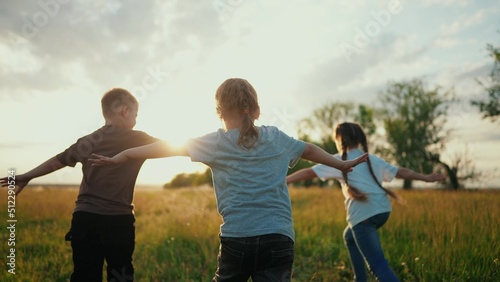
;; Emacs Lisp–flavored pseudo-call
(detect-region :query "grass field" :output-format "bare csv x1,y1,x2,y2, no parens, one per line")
0,186,499,281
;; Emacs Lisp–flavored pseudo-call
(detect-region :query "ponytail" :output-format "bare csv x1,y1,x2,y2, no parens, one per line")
337,122,404,203
340,139,368,201
215,78,260,149
363,144,405,203
239,111,258,149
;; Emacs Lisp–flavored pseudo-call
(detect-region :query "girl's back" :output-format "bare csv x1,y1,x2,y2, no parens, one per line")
186,125,305,240
312,148,397,227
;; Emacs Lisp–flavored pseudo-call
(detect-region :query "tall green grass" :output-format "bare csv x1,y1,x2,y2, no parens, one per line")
0,187,498,281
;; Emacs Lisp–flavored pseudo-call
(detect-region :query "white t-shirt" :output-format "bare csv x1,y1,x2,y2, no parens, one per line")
312,148,399,226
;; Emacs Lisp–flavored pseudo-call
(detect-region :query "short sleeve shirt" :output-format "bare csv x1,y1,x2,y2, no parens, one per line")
312,148,399,226
56,125,158,215
186,126,305,241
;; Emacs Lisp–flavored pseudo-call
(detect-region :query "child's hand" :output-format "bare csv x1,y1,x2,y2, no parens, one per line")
354,153,369,165
341,153,368,173
0,174,31,195
89,153,128,166
424,173,446,182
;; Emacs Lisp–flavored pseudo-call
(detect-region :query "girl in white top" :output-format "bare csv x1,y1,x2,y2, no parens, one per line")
286,122,445,282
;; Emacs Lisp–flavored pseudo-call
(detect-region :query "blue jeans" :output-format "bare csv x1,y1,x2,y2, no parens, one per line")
343,212,399,282
212,233,294,282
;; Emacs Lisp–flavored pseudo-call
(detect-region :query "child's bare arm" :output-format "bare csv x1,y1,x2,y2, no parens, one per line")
286,167,317,184
300,143,367,173
89,140,188,166
0,156,66,195
396,167,446,182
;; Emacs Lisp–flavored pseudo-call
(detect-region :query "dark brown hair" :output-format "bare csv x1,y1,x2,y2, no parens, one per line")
101,88,138,118
215,78,260,149
335,122,401,202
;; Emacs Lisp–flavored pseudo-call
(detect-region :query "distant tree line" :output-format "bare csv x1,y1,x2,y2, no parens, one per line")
163,168,212,189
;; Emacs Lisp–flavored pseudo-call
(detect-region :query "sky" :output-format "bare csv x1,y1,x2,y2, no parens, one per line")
1,0,499,188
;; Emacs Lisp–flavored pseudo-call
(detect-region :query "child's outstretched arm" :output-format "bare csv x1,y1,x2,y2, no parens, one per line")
286,168,317,184
89,140,188,166
300,143,368,173
396,167,446,182
0,156,66,195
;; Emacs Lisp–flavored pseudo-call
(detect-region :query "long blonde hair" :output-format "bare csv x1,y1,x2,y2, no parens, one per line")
215,78,260,149
335,122,401,202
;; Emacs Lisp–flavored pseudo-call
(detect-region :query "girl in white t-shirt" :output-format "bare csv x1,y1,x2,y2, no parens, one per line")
286,122,445,282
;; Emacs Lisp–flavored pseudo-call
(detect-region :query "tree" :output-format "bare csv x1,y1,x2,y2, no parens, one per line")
471,44,500,122
164,173,192,188
163,168,213,188
430,146,481,189
193,167,213,187
379,79,452,189
292,80,479,189
297,102,380,152
297,102,355,154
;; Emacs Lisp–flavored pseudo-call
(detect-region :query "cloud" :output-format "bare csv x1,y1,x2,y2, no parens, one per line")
456,61,492,81
297,32,434,105
0,0,231,99
434,37,461,49
439,21,461,36
439,9,487,36
0,1,160,93
422,0,469,8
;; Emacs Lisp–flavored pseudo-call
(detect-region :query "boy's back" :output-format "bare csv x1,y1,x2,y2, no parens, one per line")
57,125,158,215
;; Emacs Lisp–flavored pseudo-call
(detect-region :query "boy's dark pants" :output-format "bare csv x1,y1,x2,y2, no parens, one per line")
66,211,135,282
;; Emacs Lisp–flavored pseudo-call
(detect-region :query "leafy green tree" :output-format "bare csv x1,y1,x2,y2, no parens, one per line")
193,168,213,187
290,79,478,189
297,102,355,154
430,146,481,189
296,102,380,151
471,44,500,122
163,168,213,188
379,79,452,189
164,173,192,188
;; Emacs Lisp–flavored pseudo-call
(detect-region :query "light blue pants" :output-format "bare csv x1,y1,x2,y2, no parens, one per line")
343,212,399,282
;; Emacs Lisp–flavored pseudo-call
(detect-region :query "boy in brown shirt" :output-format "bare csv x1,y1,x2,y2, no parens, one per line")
1,88,158,281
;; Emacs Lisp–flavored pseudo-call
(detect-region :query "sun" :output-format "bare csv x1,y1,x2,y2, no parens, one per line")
134,119,211,186
138,157,206,187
